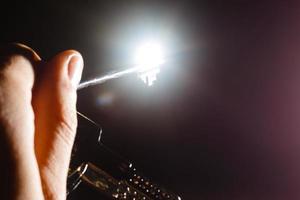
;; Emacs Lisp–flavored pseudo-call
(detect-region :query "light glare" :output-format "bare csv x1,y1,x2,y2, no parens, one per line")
135,42,165,69
77,40,166,90
134,41,165,86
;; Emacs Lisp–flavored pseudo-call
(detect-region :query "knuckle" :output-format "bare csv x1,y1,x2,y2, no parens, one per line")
0,55,35,88
55,110,78,146
0,43,40,67
0,43,41,88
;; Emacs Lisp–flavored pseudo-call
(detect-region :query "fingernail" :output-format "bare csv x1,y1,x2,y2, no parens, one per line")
68,55,83,87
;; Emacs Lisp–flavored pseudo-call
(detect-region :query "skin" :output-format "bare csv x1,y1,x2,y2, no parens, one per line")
0,43,83,200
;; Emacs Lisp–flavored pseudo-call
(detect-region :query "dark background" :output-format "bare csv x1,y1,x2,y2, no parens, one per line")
2,0,300,199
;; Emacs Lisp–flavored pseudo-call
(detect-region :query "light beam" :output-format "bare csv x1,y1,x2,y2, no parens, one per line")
77,40,166,90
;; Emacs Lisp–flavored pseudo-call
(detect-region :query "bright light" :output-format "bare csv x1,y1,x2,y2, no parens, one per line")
76,40,166,90
135,41,165,69
134,41,165,86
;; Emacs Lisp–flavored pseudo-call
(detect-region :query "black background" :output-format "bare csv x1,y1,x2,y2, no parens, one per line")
2,1,300,199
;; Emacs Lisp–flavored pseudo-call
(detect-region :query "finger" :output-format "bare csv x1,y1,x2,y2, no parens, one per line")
0,43,40,138
0,43,44,199
33,50,83,199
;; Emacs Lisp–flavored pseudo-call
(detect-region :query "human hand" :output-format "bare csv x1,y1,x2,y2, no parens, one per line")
0,43,83,200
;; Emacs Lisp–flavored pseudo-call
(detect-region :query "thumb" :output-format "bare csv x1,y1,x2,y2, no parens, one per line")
33,50,83,199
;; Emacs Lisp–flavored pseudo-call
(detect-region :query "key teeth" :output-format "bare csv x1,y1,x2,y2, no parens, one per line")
138,67,160,86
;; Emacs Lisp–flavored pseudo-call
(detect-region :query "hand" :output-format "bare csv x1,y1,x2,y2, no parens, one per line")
0,43,83,200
